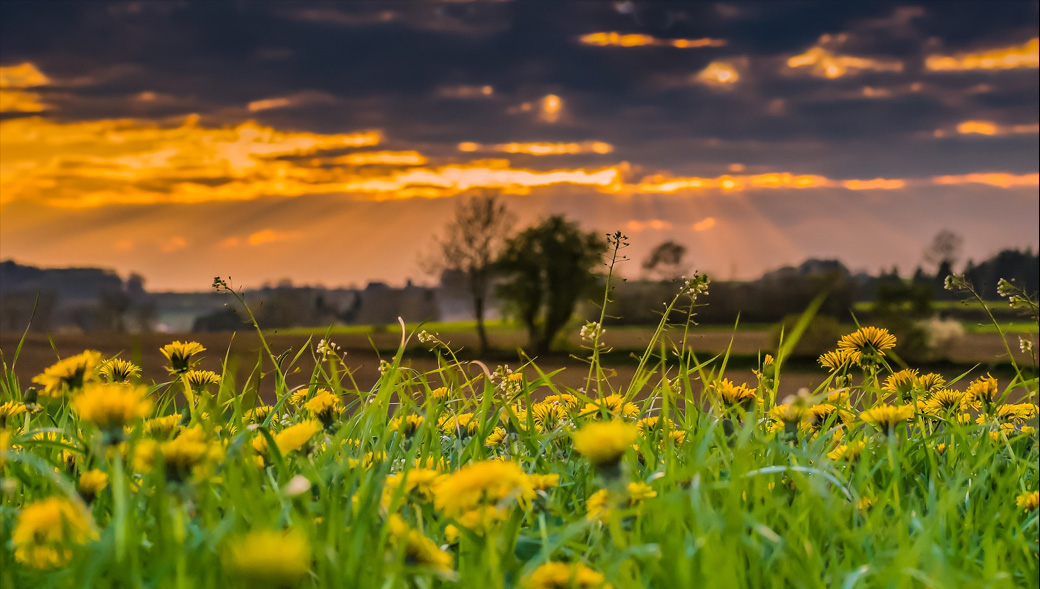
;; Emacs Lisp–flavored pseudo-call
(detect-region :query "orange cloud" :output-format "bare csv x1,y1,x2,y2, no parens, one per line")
635,172,830,193
247,229,296,246
160,236,188,253
625,219,673,232
0,115,382,206
693,61,740,87
510,94,565,123
579,32,726,49
842,178,906,190
932,120,1040,137
323,151,428,166
456,141,613,156
692,217,716,231
926,38,1039,72
0,62,50,88
787,37,903,78
932,173,1039,188
0,62,50,113
247,97,294,112
436,84,494,99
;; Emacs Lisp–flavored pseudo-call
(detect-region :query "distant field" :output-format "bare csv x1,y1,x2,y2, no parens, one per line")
2,323,1035,399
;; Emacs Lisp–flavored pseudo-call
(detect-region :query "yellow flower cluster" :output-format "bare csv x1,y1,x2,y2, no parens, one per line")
12,497,98,569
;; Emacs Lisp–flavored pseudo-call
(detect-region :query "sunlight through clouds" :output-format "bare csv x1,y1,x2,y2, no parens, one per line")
926,38,1039,72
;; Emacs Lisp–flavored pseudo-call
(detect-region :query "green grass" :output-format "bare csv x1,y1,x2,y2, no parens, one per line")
1,281,1037,588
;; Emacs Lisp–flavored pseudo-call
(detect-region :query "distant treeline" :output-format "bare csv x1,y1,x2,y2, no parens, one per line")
1,248,1036,334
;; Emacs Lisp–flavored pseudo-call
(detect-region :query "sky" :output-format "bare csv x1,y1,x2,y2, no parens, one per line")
0,0,1037,291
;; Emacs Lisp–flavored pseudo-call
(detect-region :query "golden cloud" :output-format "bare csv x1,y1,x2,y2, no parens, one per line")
3,104,1036,211
509,94,565,123
926,38,1039,72
579,32,726,49
0,62,51,88
692,217,717,231
932,120,1040,137
625,219,673,232
842,178,906,190
693,61,741,87
322,151,428,166
0,62,51,113
932,173,1040,188
456,141,613,156
787,37,903,78
247,229,297,246
435,84,495,99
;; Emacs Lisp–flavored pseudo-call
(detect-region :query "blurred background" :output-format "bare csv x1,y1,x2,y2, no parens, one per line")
1,1,1037,389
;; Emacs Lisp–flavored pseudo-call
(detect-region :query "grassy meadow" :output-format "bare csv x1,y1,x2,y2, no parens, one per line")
1,274,1038,588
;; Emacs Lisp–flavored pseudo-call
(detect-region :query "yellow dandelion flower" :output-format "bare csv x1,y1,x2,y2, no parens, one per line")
636,416,660,432
572,421,638,466
77,469,108,498
921,390,966,417
260,420,323,456
860,404,915,432
586,489,611,522
522,561,609,589
1016,490,1039,512
530,401,568,431
100,358,141,383
161,427,224,480
183,370,220,391
580,394,640,420
160,341,205,374
837,326,897,363
438,413,479,437
0,400,28,427
347,451,386,469
627,481,657,502
769,404,809,426
543,393,581,411
303,389,342,424
666,429,687,445
389,414,426,436
433,460,535,518
809,404,852,429
429,386,451,400
818,348,857,370
883,369,920,400
13,497,98,569
225,529,311,587
964,374,1000,409
857,497,874,512
141,415,180,438
383,468,444,507
995,403,1038,423
935,442,947,455
243,405,275,423
32,350,102,398
288,390,309,405
72,382,152,431
827,440,866,461
485,427,508,448
387,515,454,573
0,429,12,467
529,473,560,491
712,379,758,409
918,373,946,394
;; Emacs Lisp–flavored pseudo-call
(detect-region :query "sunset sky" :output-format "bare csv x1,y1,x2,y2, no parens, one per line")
1,1,1037,291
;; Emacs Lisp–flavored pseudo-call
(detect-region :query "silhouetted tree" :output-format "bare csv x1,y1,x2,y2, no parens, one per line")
497,216,606,353
923,229,963,272
431,191,513,353
642,240,687,281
